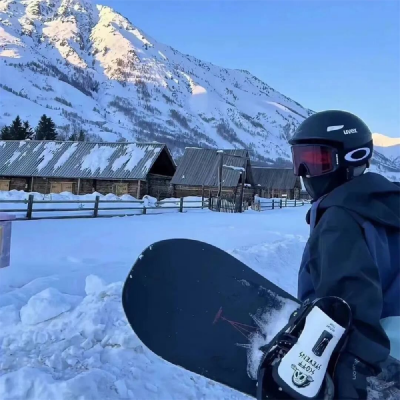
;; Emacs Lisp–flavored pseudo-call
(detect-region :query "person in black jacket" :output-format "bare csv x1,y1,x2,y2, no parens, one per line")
288,110,400,398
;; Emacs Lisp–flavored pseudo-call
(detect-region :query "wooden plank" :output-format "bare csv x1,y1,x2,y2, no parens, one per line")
32,200,95,204
0,209,27,212
0,200,28,203
31,208,96,212
98,207,143,211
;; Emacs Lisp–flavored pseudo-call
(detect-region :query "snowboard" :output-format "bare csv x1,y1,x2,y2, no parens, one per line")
122,238,400,399
122,238,301,398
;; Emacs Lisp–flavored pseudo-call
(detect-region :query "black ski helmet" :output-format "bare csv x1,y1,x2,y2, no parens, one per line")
289,110,373,199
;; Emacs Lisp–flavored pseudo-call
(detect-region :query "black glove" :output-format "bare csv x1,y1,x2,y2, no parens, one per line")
332,352,376,399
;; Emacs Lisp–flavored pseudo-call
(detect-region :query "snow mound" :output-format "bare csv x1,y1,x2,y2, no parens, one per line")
20,287,82,325
85,274,107,295
0,275,241,400
0,304,19,325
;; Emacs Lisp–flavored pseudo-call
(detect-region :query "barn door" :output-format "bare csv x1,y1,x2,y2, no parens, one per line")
61,182,73,193
114,183,128,196
50,182,62,193
0,181,10,191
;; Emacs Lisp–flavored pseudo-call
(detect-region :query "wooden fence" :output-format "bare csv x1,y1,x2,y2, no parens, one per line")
252,198,306,211
0,195,209,221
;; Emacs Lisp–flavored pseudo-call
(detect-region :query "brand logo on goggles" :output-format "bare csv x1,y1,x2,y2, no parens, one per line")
344,128,357,135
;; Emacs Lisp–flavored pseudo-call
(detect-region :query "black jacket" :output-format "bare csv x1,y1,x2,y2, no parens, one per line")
298,172,400,371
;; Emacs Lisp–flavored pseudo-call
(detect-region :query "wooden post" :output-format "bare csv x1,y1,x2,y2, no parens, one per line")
285,197,287,207
294,198,297,207
280,199,283,209
217,152,223,212
272,200,275,210
239,167,246,213
143,205,147,214
26,194,34,219
136,180,141,199
201,185,205,209
179,197,184,213
77,178,81,195
93,195,100,217
30,176,34,192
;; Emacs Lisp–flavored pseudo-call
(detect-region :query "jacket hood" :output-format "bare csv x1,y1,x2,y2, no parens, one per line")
318,172,400,230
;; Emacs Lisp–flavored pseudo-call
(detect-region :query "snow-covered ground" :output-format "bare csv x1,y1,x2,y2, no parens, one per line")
0,205,309,399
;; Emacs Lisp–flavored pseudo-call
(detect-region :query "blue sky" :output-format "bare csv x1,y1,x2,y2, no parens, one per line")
101,0,399,138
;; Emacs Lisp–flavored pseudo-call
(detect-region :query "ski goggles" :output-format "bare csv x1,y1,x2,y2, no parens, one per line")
291,144,339,177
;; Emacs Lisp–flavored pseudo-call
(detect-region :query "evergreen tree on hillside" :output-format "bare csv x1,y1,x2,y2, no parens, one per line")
8,116,26,139
35,114,57,140
0,125,11,140
68,128,86,142
68,132,77,141
78,129,85,141
23,120,35,140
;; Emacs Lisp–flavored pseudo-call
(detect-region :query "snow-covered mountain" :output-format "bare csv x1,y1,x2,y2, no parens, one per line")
372,133,400,171
0,0,399,180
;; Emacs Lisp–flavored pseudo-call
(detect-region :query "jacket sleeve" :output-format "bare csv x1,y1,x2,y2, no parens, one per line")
308,206,390,368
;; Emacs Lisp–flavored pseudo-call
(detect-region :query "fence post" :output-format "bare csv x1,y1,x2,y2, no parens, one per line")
26,194,34,219
179,197,184,213
201,186,205,209
294,198,297,207
93,196,100,218
280,199,283,209
142,205,147,214
272,200,275,210
285,198,287,207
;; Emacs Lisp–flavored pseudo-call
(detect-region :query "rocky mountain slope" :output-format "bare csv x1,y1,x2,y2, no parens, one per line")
0,0,398,180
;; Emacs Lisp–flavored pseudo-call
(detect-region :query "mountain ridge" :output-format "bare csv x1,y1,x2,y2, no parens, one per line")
0,0,399,180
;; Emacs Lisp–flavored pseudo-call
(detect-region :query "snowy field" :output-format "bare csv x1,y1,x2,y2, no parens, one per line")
0,206,309,400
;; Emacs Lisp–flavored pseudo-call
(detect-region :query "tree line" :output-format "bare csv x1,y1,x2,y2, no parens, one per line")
0,115,86,141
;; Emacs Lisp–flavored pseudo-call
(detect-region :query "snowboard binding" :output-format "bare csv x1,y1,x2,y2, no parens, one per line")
256,297,352,400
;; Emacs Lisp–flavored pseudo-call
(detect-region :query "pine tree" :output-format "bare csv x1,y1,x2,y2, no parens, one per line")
35,114,57,140
78,129,85,141
23,120,35,140
0,125,11,140
68,128,86,142
8,116,26,139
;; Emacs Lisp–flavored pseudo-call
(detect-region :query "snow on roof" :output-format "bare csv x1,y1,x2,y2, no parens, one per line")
37,142,63,171
81,144,117,174
223,164,245,172
54,142,78,170
0,141,171,180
